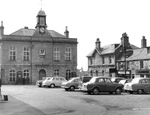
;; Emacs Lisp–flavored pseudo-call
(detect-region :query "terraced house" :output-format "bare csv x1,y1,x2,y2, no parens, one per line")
87,33,138,78
0,10,78,84
117,36,150,78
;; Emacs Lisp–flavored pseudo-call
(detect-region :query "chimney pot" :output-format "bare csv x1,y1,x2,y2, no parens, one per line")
141,36,147,48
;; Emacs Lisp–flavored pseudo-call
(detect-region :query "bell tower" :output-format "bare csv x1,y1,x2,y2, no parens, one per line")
35,10,47,34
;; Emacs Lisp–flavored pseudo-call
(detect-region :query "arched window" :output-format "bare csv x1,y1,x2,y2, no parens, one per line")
54,69,59,76
23,69,29,78
66,69,71,80
9,69,16,81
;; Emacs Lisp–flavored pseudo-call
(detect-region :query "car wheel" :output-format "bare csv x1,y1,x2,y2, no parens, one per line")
92,88,99,95
50,84,55,88
70,86,75,91
137,89,143,94
115,88,122,95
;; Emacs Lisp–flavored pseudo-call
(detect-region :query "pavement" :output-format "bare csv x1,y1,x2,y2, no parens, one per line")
0,95,46,115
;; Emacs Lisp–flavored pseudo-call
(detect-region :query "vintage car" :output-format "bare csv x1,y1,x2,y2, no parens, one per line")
36,77,51,87
124,78,150,94
81,76,123,95
119,79,132,86
42,77,67,88
111,77,126,83
78,76,93,89
61,77,82,91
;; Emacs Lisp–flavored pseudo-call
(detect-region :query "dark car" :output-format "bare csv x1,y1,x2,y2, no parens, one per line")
81,76,124,95
61,77,82,91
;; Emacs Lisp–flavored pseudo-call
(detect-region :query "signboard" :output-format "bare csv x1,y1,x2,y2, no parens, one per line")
136,69,150,75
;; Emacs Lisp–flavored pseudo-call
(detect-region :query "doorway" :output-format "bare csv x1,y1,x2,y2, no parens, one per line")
39,69,46,80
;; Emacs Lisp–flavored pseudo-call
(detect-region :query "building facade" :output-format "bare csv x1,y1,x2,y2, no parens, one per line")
0,10,78,84
117,36,150,78
87,33,138,78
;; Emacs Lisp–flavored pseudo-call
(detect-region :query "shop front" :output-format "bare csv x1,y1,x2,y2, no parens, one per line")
117,70,131,78
136,69,150,78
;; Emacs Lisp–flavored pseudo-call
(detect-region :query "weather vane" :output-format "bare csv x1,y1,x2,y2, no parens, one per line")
40,0,43,10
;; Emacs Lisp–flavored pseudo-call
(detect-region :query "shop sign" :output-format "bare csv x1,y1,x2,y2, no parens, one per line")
136,70,150,75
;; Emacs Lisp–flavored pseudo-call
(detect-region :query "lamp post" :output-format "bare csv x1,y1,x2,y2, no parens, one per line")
122,32,128,78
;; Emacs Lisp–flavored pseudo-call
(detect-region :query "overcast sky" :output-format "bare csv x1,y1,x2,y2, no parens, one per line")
0,0,150,71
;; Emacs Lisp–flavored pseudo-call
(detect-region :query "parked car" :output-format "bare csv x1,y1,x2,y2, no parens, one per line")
42,77,67,88
81,76,124,95
119,79,132,86
61,77,82,91
111,77,126,83
36,77,51,87
124,78,150,94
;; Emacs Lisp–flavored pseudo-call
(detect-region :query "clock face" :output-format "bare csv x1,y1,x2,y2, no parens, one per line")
39,27,45,33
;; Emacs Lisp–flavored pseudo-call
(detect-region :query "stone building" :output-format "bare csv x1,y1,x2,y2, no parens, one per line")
117,36,150,78
0,10,78,84
87,33,138,78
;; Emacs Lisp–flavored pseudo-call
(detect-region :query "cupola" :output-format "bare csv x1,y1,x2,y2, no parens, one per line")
35,10,47,34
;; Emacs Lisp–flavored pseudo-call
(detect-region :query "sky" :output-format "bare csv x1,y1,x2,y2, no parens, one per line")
0,0,150,71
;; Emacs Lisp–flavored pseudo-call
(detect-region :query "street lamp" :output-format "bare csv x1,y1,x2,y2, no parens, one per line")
122,33,128,78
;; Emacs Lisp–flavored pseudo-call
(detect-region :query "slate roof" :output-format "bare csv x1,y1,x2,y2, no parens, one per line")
10,28,67,38
37,10,46,16
126,48,150,61
87,44,120,57
87,43,138,57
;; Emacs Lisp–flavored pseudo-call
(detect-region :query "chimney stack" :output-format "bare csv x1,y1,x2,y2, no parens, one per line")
64,26,69,38
121,32,129,47
141,36,147,48
95,38,101,50
0,21,4,36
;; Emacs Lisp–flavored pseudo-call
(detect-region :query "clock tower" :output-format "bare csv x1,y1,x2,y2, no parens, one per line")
36,10,47,34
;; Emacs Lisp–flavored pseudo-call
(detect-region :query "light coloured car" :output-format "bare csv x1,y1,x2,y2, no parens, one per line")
42,77,67,88
36,77,51,87
111,77,126,83
119,79,132,86
61,77,82,91
124,78,150,94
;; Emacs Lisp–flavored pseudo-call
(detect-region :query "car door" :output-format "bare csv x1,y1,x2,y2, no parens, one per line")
73,78,80,88
142,79,150,92
105,78,116,92
54,77,60,86
96,78,106,91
